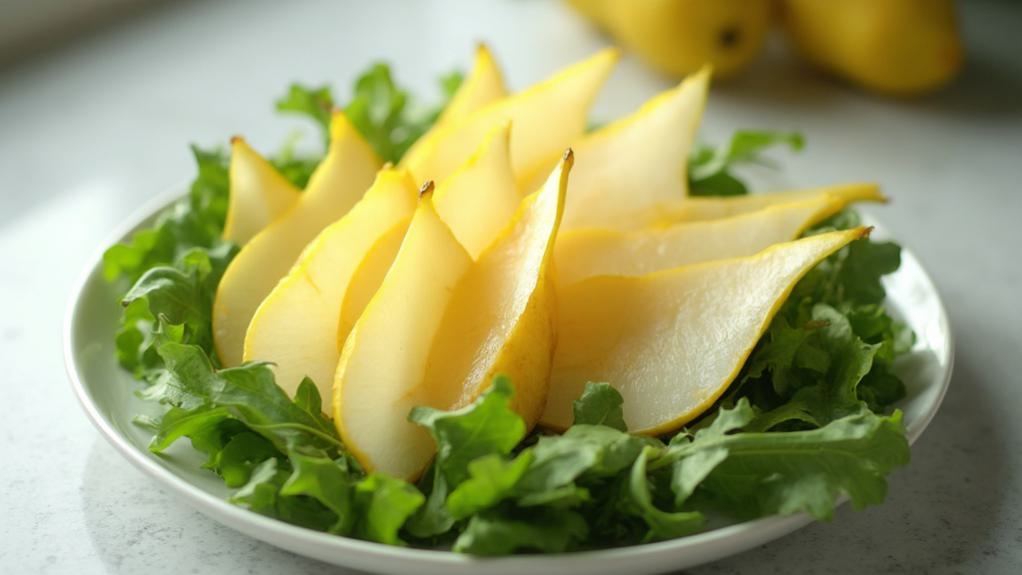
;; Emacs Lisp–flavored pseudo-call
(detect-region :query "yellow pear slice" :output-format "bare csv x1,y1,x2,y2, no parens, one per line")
402,48,618,184
335,153,572,479
433,122,519,258
423,151,571,428
334,188,473,480
402,44,507,165
557,68,710,229
242,169,418,400
540,227,869,434
619,182,885,229
222,137,301,245
554,193,856,285
213,114,380,366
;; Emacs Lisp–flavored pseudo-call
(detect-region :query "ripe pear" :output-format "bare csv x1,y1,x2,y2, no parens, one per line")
401,48,617,184
335,153,571,479
568,0,771,79
615,182,884,229
541,227,869,434
222,137,300,245
403,44,508,165
780,0,964,95
555,193,857,285
213,113,380,366
242,169,418,401
549,67,710,229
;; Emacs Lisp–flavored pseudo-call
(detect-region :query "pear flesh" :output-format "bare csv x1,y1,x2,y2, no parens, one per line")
222,137,301,246
243,169,418,401
541,227,869,434
335,154,571,480
554,193,856,285
213,114,380,366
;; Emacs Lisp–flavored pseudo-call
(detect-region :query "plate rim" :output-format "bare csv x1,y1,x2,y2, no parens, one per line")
64,185,955,574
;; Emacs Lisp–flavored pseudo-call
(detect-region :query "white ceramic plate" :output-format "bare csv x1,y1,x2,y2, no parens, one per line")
64,187,954,574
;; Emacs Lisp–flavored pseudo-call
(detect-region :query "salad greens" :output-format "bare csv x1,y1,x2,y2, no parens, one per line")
104,62,912,555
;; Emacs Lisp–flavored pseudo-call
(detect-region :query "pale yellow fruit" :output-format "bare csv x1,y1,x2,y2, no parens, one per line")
402,43,508,165
242,169,418,401
213,114,380,366
555,193,855,285
781,0,963,96
557,67,710,229
222,137,301,245
335,153,572,479
333,190,473,480
424,151,571,428
540,227,869,434
433,122,519,259
402,48,618,184
569,0,771,79
614,182,885,229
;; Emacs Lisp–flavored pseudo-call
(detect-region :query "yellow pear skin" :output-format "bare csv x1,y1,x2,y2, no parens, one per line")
213,114,380,366
569,0,770,79
541,227,869,434
781,0,964,95
222,137,300,246
242,169,418,402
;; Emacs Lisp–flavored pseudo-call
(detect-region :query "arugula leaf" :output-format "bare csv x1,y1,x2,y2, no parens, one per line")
624,447,704,540
572,382,628,431
275,84,334,148
352,474,425,545
666,401,910,521
453,508,589,555
446,452,535,520
688,130,804,196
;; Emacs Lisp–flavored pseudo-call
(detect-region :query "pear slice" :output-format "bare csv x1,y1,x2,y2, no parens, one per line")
540,227,869,434
402,48,618,184
334,187,474,480
335,153,572,479
433,122,519,259
213,113,380,366
619,182,885,229
554,193,856,285
242,169,418,400
402,44,507,165
222,137,301,245
555,67,710,229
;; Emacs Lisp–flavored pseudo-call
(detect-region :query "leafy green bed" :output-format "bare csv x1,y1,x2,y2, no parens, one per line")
104,63,912,555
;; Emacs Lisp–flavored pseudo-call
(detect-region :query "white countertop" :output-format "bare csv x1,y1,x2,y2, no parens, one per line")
1,1,1020,573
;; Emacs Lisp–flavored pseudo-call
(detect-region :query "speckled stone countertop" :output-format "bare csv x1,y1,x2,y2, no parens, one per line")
1,1,1020,573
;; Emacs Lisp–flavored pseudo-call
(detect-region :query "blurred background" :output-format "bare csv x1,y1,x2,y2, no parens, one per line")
1,1,1020,574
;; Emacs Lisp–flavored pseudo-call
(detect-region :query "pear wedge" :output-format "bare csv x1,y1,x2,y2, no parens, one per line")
334,187,473,480
335,153,572,479
222,137,301,245
242,169,418,401
213,113,380,366
619,182,885,229
540,227,870,434
555,67,710,229
433,122,520,259
402,44,507,165
402,48,617,184
554,193,856,285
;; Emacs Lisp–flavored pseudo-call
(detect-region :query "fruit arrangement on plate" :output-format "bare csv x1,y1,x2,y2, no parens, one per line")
102,46,915,554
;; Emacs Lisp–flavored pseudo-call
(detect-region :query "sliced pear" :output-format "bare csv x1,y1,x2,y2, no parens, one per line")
402,44,507,165
335,222,409,348
334,188,474,480
433,122,519,258
222,137,301,245
423,150,570,427
541,227,869,434
618,182,885,229
242,169,418,400
402,48,618,184
335,153,572,479
213,113,380,366
554,67,710,229
554,193,853,285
